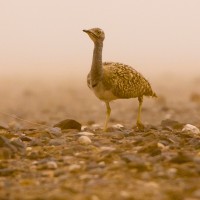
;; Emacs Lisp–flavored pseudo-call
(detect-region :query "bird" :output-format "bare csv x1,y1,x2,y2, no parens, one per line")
83,28,157,131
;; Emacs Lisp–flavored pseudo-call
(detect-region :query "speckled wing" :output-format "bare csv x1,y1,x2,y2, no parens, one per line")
102,62,155,98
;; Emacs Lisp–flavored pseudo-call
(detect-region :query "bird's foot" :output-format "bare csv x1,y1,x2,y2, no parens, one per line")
103,125,108,132
133,122,145,131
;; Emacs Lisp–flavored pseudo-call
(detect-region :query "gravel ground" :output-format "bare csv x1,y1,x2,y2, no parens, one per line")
0,78,200,200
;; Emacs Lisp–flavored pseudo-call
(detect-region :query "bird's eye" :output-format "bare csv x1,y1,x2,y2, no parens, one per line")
97,30,101,34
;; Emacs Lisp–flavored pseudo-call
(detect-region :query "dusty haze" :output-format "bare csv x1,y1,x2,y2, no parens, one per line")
1,2,200,199
0,0,200,82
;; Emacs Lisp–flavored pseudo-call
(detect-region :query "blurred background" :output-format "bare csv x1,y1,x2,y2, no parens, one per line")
0,0,200,127
0,0,200,80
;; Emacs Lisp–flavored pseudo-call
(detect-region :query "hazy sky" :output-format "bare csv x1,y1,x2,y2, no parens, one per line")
0,0,200,78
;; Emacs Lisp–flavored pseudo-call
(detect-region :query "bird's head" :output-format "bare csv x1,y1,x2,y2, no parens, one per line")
83,28,105,43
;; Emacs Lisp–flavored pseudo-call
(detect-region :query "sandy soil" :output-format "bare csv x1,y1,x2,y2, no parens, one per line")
0,76,200,200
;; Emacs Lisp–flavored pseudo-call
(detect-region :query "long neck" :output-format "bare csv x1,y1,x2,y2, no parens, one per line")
90,41,103,85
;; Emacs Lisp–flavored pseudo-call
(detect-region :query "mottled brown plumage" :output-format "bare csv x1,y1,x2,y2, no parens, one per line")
83,28,157,130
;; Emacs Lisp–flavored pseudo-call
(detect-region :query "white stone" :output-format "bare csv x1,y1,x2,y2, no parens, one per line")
113,160,120,165
157,142,169,150
91,124,101,130
26,147,32,151
182,124,200,134
77,131,94,136
112,124,124,129
81,125,88,131
98,161,106,167
100,146,116,151
78,136,92,145
32,161,39,165
47,161,58,169
68,164,81,172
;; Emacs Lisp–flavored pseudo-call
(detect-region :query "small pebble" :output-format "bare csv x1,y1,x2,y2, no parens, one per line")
46,127,62,136
78,136,92,145
98,161,106,167
100,146,116,152
68,164,81,172
28,151,40,159
46,161,58,169
81,125,87,131
77,131,94,136
91,124,101,130
26,147,32,151
20,135,33,141
112,124,124,129
54,119,82,131
182,124,200,135
157,142,169,150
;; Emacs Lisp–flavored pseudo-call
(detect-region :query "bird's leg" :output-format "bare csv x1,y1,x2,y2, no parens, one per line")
136,96,144,130
103,102,111,131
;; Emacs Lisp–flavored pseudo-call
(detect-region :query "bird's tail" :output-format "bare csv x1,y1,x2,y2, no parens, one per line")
151,91,158,98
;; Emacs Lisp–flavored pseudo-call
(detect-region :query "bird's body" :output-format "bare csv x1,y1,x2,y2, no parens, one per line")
83,28,157,130
87,62,156,101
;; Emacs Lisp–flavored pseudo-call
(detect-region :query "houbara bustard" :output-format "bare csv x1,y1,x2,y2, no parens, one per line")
83,28,157,131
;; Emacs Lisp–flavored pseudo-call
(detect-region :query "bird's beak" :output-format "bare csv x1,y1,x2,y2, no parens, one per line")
83,29,97,38
83,29,90,33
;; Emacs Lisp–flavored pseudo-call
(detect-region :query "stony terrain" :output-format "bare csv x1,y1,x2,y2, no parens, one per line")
0,77,200,200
